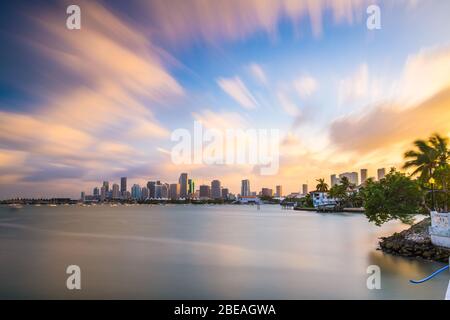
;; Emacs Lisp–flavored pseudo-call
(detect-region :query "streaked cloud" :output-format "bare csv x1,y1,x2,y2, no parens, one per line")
248,63,268,85
145,0,371,44
294,75,318,98
217,76,258,109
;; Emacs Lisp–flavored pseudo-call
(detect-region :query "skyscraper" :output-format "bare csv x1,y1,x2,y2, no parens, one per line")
80,191,85,202
147,181,156,199
331,174,339,187
155,182,162,199
103,181,109,192
141,187,149,200
339,172,359,185
211,180,221,199
377,168,386,181
221,188,229,199
120,177,127,193
112,183,120,199
169,183,180,200
199,185,211,199
276,185,283,197
241,179,250,197
360,169,368,184
93,187,99,197
161,183,169,199
179,173,188,199
188,179,195,196
100,186,106,202
131,184,141,200
302,184,308,195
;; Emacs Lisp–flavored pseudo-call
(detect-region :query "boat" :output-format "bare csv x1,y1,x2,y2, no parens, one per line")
8,203,23,209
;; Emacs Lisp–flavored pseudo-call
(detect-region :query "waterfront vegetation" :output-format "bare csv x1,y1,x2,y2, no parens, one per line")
286,133,450,227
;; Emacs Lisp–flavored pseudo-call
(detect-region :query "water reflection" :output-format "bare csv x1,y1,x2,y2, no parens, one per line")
0,205,447,299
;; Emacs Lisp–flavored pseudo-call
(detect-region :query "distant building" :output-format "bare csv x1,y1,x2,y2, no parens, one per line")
141,187,149,200
211,180,222,199
112,183,120,199
131,184,141,200
331,174,339,187
221,188,229,199
80,191,86,202
377,168,386,181
261,188,273,197
199,185,211,199
93,187,99,198
302,184,308,195
161,183,169,199
360,169,368,184
103,181,109,193
276,185,283,197
241,179,251,197
179,173,188,199
188,179,195,196
100,186,106,201
239,196,261,204
169,183,180,200
339,172,359,185
120,177,127,194
147,181,156,199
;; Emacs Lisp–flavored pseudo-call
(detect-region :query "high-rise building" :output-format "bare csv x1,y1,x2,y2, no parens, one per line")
360,169,368,184
276,185,283,197
211,180,221,199
120,177,127,193
261,188,273,197
241,179,250,197
93,187,99,197
80,191,85,202
147,181,156,199
169,183,180,200
339,172,359,185
377,168,386,181
112,183,120,199
161,183,169,199
131,184,141,200
179,173,188,199
302,184,308,195
100,186,106,201
199,185,211,199
141,187,149,200
331,174,339,187
155,183,162,199
103,181,109,192
221,188,229,199
188,179,195,195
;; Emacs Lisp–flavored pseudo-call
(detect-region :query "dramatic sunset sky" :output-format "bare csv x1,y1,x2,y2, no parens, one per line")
1,0,450,198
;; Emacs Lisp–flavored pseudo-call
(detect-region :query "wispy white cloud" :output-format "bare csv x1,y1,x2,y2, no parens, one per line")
294,75,318,98
217,76,258,109
248,63,268,85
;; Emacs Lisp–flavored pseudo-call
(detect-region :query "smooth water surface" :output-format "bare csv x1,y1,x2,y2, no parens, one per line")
0,204,448,299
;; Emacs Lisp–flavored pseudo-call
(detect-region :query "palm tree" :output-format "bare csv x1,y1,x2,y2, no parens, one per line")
403,133,449,211
403,139,438,182
316,178,329,192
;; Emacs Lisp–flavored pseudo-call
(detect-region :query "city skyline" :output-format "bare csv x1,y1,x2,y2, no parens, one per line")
1,1,450,199
76,166,387,202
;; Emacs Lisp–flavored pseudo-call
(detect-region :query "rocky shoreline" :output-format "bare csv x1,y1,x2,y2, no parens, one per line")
379,218,450,263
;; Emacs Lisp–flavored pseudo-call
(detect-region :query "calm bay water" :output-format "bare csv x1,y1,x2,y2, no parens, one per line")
0,204,448,299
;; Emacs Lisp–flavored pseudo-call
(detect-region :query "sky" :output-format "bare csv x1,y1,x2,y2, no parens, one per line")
1,0,450,199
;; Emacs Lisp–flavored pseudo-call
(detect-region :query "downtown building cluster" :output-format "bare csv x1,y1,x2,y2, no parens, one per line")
80,175,286,203
330,168,387,187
